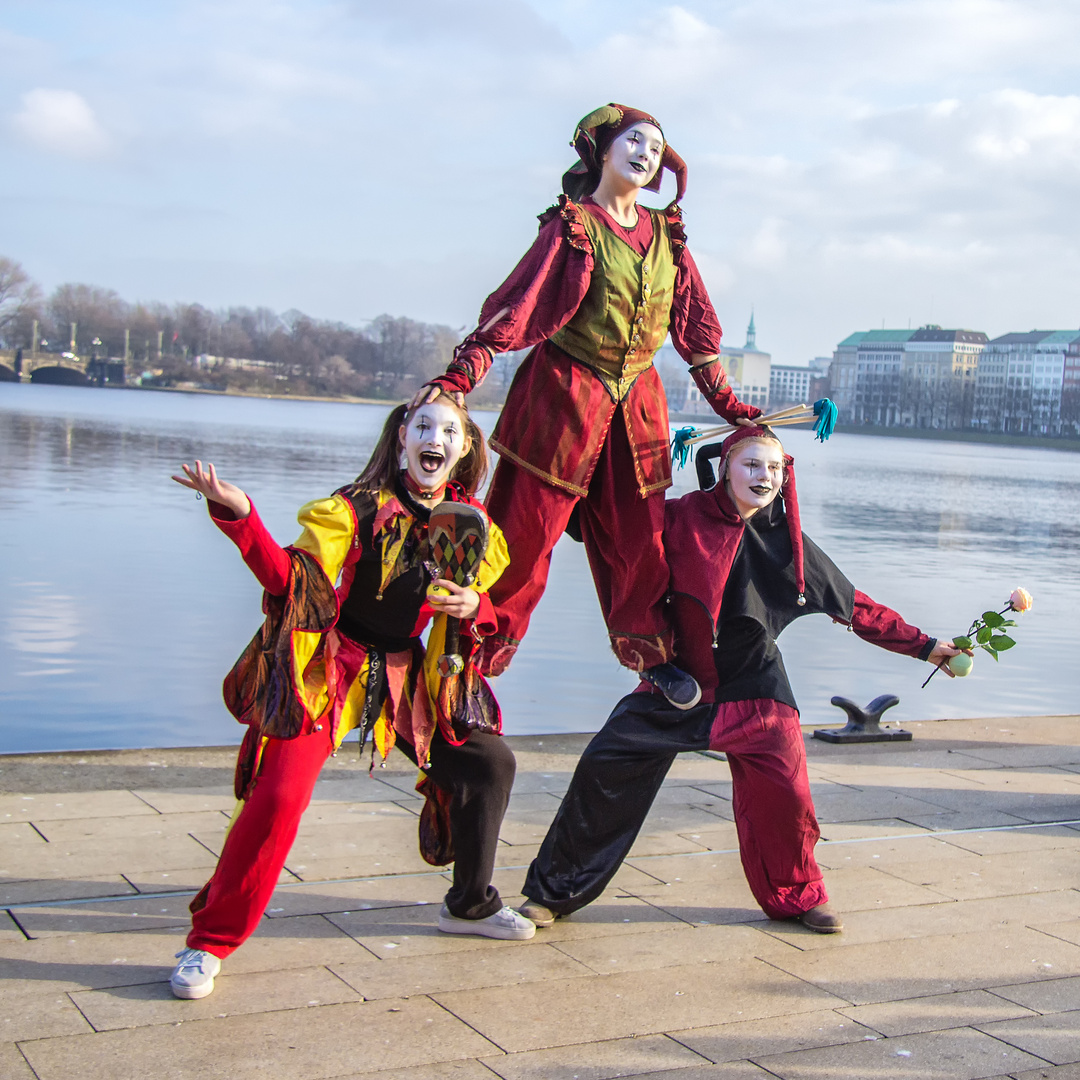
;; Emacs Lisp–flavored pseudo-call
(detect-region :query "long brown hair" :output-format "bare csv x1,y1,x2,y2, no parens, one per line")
353,393,489,496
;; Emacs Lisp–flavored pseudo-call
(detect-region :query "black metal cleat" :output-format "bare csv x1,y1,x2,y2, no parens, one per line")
813,694,912,743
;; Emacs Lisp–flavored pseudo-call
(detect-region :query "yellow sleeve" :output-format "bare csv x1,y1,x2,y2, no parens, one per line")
473,519,509,594
291,495,355,583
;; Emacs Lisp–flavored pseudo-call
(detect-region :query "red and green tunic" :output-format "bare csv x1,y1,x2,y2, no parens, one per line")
430,196,760,498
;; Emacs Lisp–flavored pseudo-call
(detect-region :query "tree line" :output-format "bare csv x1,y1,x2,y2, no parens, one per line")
0,255,514,403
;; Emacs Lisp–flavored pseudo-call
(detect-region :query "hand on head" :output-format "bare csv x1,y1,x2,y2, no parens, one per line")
171,461,251,520
408,384,465,411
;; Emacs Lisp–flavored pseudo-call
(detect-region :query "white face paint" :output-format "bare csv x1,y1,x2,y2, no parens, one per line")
602,122,663,189
725,440,785,519
399,400,469,494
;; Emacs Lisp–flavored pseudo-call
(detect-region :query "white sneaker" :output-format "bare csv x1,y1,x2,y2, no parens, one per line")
438,904,536,940
170,948,221,999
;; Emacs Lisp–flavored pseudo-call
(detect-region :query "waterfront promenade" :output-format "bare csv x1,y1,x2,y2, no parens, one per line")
2,715,1079,1079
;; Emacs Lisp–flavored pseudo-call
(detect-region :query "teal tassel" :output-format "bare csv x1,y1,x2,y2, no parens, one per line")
812,398,837,442
671,426,698,469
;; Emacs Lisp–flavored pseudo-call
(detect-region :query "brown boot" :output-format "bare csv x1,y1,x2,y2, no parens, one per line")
519,901,556,928
798,903,843,933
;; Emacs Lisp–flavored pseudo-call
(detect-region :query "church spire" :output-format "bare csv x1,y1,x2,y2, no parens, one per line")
745,308,757,351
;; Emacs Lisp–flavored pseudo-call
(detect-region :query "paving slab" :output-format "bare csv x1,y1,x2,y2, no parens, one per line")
0,791,159,821
978,1012,1080,1066
18,998,500,1080
0,876,138,906
767,926,1080,1005
880,848,1080,901
550,922,795,975
838,989,1037,1036
0,1043,35,1080
753,1025,1047,1078
261,875,450,917
672,1007,877,1062
13,892,199,936
432,956,846,1053
479,1033,708,1080
331,1062,502,1080
332,939,592,1000
70,964,361,1031
0,990,93,1041
757,891,1080,952
990,976,1080,1014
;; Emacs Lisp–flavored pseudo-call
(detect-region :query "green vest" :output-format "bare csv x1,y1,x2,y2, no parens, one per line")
550,206,677,402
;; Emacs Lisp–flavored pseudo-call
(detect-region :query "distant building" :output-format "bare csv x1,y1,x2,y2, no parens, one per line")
975,331,1080,436
769,364,812,409
830,326,987,429
656,311,771,415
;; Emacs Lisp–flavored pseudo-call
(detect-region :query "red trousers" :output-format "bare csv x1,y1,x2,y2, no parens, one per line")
188,725,515,959
484,409,672,674
523,693,827,919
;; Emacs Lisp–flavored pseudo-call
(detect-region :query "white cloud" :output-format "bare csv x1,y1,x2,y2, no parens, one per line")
11,88,110,158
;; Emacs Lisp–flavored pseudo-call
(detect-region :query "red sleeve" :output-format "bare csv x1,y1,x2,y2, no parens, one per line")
669,247,723,361
428,200,594,396
466,592,498,640
847,589,935,660
208,499,291,596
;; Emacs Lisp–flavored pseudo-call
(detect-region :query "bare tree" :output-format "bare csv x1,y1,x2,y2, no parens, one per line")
0,257,44,347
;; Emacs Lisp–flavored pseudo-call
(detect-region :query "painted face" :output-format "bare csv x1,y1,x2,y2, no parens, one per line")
399,400,469,494
725,440,785,519
602,122,663,189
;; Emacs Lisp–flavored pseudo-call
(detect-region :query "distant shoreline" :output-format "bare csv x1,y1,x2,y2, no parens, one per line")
668,413,1080,453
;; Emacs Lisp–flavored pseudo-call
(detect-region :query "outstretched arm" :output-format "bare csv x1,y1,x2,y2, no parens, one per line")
171,461,290,595
846,589,971,678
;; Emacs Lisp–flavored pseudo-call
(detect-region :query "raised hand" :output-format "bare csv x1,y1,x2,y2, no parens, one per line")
171,460,251,519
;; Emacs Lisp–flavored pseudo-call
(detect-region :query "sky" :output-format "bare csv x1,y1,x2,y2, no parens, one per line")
3,0,1080,363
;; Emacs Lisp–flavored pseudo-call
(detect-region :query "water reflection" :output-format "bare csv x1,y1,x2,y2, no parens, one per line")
2,383,1079,753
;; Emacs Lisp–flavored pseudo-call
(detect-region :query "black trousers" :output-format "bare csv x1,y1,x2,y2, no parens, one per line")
523,692,828,919
398,728,516,920
523,693,713,915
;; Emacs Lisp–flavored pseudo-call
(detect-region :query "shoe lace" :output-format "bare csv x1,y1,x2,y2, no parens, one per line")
173,948,209,973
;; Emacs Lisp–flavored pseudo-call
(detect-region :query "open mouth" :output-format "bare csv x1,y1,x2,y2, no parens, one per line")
419,451,445,475
630,161,647,173
749,485,772,497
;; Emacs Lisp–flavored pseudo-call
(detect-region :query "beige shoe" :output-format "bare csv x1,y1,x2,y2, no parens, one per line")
519,901,556,928
798,903,843,933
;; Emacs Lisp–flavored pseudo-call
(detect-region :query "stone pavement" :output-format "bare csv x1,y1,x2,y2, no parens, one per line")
1,715,1079,1080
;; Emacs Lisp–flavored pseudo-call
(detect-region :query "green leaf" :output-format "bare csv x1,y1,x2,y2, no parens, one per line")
982,611,1006,628
999,620,1017,628
989,635,1016,651
952,636,972,649
976,626,993,644
979,644,999,661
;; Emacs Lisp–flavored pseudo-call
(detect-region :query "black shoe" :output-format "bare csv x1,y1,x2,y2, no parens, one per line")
640,663,702,710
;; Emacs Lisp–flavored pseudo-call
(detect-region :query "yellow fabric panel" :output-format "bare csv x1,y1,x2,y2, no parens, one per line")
336,653,371,747
291,495,355,583
290,629,329,719
474,520,509,594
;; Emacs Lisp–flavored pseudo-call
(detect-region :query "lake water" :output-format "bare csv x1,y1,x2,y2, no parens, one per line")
1,383,1077,753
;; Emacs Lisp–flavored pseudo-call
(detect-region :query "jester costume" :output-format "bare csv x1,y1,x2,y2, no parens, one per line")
425,104,761,675
523,427,938,921
186,480,512,959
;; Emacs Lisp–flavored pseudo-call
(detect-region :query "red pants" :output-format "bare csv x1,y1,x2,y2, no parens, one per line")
484,409,672,673
188,725,515,959
523,693,827,919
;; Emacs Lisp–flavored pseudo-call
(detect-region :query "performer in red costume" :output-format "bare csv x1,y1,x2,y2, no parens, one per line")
519,425,967,932
415,104,760,706
166,394,534,1001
